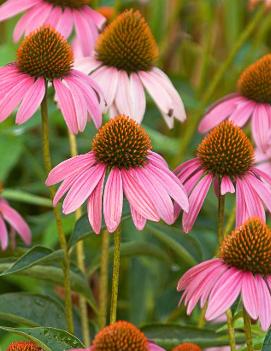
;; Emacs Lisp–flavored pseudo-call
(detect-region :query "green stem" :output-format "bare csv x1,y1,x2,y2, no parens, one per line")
110,229,121,324
68,132,90,345
243,307,254,351
98,229,110,329
226,309,237,351
224,205,236,236
178,5,265,161
41,87,74,333
198,302,207,328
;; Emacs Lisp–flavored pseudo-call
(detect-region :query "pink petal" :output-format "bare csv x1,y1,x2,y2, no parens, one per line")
255,275,271,331
246,173,271,212
236,178,249,227
221,176,235,195
24,2,52,35
73,10,96,56
198,94,244,133
182,175,212,233
55,7,73,38
0,0,39,21
83,6,106,29
175,158,202,179
148,342,166,351
0,202,31,245
63,164,106,214
206,268,242,320
103,168,123,233
44,5,62,28
121,169,159,221
87,172,105,235
0,216,8,250
252,104,271,152
229,100,256,126
241,272,258,320
46,152,95,186
16,77,45,124
130,206,146,230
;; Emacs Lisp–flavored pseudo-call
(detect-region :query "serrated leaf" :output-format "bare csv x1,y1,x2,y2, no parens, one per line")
0,326,84,351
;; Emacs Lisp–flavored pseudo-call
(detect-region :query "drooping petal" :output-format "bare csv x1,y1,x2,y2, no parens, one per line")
24,1,52,35
83,6,106,29
221,176,235,195
16,77,45,124
73,9,97,56
229,100,256,126
182,175,212,233
0,202,31,245
236,178,249,227
87,172,105,235
0,0,39,21
255,275,271,331
55,7,73,38
241,272,259,320
246,173,271,212
62,164,106,214
130,205,146,231
252,104,271,152
240,177,265,222
103,168,123,233
0,216,8,250
46,152,96,186
148,342,166,351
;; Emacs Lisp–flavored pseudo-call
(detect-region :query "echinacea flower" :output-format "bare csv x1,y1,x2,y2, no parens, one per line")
175,120,271,232
177,217,271,331
0,197,31,250
75,10,186,127
46,115,189,233
198,54,271,151
0,25,104,134
172,343,201,351
0,0,105,55
7,341,42,351
69,321,166,351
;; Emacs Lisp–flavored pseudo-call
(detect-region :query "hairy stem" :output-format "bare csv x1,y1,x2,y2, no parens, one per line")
243,307,254,351
41,87,74,333
110,228,121,324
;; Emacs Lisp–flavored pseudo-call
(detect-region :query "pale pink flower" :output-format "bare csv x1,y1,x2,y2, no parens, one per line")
0,197,31,250
199,55,271,151
69,321,166,351
177,217,271,331
46,115,189,234
0,0,105,55
0,26,104,134
255,132,271,174
75,9,186,127
175,121,271,233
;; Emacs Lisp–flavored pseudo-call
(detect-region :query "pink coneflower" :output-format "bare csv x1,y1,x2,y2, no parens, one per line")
198,54,271,151
0,0,105,55
0,25,104,134
0,197,31,250
171,343,230,351
175,120,271,233
75,10,186,127
177,217,271,331
46,115,189,234
69,321,166,351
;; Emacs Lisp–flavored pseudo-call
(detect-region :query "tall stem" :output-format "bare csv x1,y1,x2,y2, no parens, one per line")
217,183,236,351
243,307,254,351
110,228,121,324
178,5,265,160
98,229,110,328
41,87,74,333
68,132,90,345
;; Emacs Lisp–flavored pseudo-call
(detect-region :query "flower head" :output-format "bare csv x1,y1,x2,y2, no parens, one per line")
0,26,104,133
69,321,165,351
7,341,42,351
0,0,105,55
172,343,201,351
46,115,189,234
0,197,31,250
199,55,271,151
75,9,186,127
175,121,271,232
177,217,271,331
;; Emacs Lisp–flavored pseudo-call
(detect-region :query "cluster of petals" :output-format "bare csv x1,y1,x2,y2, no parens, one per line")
177,258,271,331
198,94,271,152
0,197,31,250
0,62,104,134
46,151,189,234
0,0,105,55
175,157,271,232
75,56,186,128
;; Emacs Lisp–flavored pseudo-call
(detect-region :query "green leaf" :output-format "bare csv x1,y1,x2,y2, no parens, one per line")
0,134,23,181
142,324,245,348
2,189,52,207
0,293,67,329
0,246,63,276
89,241,171,275
0,262,97,313
146,223,198,267
69,203,130,247
263,329,271,351
0,326,84,351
